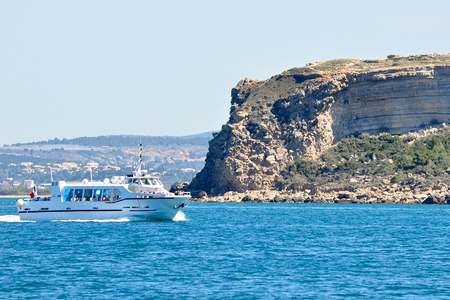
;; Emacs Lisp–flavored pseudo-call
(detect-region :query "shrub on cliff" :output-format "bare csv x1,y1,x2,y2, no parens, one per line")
279,130,450,190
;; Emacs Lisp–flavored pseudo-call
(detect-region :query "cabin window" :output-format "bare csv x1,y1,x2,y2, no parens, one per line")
93,189,103,201
74,189,83,201
106,189,121,201
132,178,145,184
63,188,121,202
101,189,108,201
83,189,93,201
64,189,74,202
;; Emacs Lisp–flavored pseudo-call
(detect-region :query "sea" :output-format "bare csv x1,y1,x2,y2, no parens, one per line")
1,198,450,299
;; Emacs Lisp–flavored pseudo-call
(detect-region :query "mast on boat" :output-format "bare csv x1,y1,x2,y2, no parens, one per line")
136,142,144,176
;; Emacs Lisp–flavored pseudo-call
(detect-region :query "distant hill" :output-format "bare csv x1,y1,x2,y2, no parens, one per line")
0,132,213,189
10,132,213,147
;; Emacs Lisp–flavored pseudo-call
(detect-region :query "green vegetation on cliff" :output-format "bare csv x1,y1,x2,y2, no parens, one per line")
279,127,450,191
292,54,450,73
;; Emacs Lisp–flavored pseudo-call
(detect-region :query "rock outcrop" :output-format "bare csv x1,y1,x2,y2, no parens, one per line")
190,54,450,195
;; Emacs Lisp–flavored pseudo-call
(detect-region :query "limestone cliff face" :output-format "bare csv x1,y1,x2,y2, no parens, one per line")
190,54,450,195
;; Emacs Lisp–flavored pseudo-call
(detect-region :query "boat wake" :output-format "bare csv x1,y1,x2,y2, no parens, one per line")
0,214,186,223
173,211,187,222
0,215,35,223
52,218,130,223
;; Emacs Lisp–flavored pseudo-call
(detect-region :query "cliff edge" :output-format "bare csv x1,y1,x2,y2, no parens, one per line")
190,54,450,195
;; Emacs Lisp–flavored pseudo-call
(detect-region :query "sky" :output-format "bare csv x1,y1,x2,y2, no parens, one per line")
1,0,449,145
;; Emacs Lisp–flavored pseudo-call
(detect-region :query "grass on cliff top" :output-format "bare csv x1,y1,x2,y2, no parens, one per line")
291,54,450,74
279,128,450,191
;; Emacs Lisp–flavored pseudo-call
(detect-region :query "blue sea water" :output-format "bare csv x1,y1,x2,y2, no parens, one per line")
1,198,450,299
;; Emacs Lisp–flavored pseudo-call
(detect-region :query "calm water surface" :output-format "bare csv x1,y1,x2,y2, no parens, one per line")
1,198,450,299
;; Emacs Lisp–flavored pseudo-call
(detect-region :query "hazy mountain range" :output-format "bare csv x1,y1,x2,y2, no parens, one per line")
0,132,212,191
8,132,213,147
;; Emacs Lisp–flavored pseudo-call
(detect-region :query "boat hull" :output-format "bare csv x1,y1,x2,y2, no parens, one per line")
18,197,189,221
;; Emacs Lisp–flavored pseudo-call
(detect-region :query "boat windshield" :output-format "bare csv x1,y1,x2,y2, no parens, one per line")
127,177,161,186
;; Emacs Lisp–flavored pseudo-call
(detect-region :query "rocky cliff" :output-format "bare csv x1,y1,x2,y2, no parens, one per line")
190,54,450,195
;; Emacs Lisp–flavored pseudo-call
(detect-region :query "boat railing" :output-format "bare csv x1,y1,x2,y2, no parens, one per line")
25,197,51,201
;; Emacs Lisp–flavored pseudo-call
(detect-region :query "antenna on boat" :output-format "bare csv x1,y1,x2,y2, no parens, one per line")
89,167,93,182
49,167,54,182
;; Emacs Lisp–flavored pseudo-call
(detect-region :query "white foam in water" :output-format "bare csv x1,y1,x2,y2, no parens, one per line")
172,211,187,222
52,218,130,223
0,215,35,223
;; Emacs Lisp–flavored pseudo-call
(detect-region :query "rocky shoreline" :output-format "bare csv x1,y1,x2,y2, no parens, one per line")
192,175,450,204
193,193,450,204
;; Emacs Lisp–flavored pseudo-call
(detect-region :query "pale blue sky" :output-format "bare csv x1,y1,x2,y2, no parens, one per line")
1,0,449,144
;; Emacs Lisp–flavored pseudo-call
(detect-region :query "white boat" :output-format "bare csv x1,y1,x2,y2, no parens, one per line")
16,145,190,221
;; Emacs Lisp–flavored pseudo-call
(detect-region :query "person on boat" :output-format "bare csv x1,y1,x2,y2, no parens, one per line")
29,186,37,199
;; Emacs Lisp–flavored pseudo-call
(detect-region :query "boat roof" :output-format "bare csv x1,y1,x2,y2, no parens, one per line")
57,181,126,188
